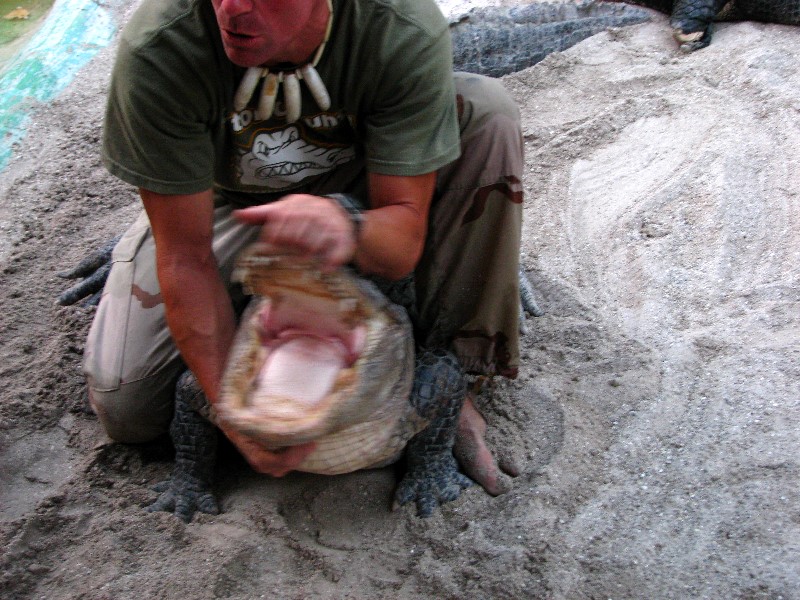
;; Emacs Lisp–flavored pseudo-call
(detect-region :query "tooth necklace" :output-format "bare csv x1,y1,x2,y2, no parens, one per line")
233,0,333,123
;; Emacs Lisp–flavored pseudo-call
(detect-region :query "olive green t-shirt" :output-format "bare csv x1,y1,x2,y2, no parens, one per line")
102,0,460,203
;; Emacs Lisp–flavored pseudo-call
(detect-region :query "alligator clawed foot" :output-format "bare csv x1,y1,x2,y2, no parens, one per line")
56,234,120,306
145,370,220,523
670,16,713,53
146,477,220,523
674,28,712,52
393,453,472,517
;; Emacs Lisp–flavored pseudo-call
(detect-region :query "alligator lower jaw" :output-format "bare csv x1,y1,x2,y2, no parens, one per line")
224,369,360,447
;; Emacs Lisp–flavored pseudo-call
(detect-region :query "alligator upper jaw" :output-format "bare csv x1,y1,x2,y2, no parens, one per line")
231,245,375,325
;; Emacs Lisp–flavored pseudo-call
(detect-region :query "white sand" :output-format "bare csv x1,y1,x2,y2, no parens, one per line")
1,4,798,598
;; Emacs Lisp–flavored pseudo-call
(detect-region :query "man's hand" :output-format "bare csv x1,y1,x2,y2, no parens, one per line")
234,194,357,271
221,425,316,477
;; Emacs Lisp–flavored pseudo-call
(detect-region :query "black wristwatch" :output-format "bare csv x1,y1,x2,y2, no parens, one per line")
324,193,365,240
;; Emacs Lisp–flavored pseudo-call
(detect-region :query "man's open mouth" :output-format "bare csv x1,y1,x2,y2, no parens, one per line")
222,28,260,45
226,30,254,39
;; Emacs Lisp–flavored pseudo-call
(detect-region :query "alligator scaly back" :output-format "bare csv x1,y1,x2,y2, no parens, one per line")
449,1,654,77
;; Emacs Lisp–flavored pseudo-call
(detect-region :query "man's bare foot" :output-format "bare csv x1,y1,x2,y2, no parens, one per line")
453,394,519,495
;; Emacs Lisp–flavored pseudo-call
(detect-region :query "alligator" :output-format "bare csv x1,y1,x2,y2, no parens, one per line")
146,247,472,521
59,241,536,521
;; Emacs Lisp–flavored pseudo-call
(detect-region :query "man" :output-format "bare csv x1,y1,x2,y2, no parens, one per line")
86,0,523,497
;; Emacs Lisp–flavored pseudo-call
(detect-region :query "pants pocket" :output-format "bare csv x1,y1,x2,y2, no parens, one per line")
83,212,154,391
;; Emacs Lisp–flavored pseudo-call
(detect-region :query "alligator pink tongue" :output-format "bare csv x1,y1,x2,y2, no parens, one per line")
253,335,348,408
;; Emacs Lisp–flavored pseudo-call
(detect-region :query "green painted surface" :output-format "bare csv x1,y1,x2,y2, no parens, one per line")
0,0,116,171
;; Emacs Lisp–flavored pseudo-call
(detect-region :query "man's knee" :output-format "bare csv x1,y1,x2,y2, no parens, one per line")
453,72,521,132
88,374,178,444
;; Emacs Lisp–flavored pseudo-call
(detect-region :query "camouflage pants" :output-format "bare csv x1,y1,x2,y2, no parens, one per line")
84,72,523,442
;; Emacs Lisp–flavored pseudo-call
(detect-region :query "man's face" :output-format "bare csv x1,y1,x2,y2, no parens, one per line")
211,0,317,67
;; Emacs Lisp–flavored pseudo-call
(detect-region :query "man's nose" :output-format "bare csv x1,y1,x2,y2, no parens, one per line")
217,0,253,19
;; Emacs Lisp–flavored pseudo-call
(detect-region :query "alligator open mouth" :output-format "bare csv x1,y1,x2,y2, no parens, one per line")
215,245,420,474
216,245,401,448
231,289,369,443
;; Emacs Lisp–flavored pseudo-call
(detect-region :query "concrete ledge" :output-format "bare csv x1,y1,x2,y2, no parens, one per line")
0,0,116,170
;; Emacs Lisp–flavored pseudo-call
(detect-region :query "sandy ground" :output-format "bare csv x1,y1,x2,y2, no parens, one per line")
1,2,799,598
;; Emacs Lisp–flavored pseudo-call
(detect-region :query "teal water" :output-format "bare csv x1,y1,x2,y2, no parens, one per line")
0,0,116,171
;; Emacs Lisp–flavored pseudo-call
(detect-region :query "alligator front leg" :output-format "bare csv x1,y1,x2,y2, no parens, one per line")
670,0,729,51
394,349,473,517
146,370,220,522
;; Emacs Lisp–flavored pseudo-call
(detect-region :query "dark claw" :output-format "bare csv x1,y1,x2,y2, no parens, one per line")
146,485,176,514
84,289,104,307
394,453,473,517
195,493,220,514
175,497,193,522
56,235,120,306
57,235,120,279
519,267,544,317
677,33,712,53
57,262,112,306
417,496,436,518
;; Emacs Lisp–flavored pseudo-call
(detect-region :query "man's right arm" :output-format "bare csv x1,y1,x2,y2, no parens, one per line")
140,188,315,476
140,188,235,405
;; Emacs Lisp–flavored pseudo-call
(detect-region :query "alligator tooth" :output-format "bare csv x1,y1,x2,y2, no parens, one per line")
284,73,301,123
256,72,280,121
339,298,357,313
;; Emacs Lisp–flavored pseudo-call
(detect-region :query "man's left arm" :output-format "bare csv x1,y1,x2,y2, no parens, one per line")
234,171,437,281
354,171,436,280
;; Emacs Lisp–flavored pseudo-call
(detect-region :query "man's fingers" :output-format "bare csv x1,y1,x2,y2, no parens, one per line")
240,440,317,477
233,197,356,269
232,204,275,224
323,237,357,270
259,442,317,476
278,441,317,469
